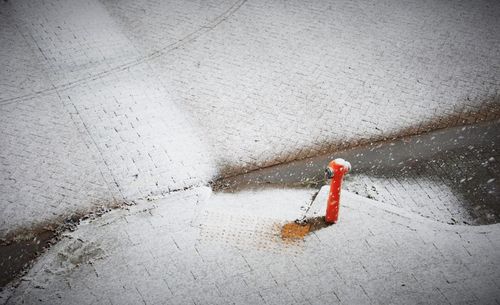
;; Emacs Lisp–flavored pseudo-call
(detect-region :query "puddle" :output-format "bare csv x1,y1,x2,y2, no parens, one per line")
213,120,500,225
281,216,332,240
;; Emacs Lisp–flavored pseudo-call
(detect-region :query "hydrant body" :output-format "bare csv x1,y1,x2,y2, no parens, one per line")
325,158,351,223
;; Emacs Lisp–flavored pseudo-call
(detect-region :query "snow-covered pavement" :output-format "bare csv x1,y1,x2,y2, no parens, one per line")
2,186,499,304
0,0,221,236
1,0,500,237
1,0,500,302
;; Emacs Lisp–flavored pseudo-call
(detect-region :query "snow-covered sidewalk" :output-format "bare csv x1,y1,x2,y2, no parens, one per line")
1,0,500,238
2,186,498,304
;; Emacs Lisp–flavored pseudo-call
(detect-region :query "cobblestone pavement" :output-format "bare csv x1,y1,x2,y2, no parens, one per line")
342,121,500,225
345,146,499,225
0,0,221,237
213,121,500,226
1,186,499,304
2,0,499,302
157,0,500,172
1,0,499,238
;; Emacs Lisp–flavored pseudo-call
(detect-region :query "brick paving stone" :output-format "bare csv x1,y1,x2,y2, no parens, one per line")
1,186,499,304
1,0,499,236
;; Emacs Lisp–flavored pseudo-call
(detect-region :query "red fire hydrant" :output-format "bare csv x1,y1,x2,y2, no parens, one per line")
325,158,351,223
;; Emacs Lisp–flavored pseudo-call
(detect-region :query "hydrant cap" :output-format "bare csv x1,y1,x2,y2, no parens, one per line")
334,158,351,172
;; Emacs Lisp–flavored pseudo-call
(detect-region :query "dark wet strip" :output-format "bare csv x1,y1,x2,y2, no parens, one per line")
0,229,56,287
213,120,500,225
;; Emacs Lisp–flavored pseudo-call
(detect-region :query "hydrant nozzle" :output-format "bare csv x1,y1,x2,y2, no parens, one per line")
325,158,351,223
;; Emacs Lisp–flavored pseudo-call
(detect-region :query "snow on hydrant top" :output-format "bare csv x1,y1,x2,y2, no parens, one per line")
332,158,351,173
